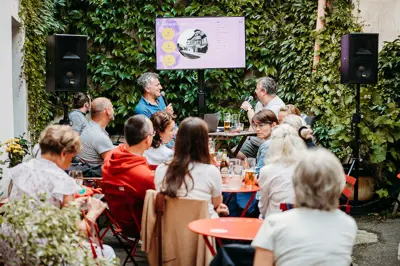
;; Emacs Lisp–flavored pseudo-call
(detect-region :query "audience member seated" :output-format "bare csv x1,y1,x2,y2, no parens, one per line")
253,110,278,175
77,97,115,166
258,124,306,218
283,114,316,148
252,148,357,266
154,117,229,218
8,125,115,260
102,114,155,235
69,92,90,134
277,104,301,124
144,111,176,165
238,77,285,159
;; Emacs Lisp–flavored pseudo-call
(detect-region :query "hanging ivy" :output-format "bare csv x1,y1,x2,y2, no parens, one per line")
20,0,65,142
21,0,400,182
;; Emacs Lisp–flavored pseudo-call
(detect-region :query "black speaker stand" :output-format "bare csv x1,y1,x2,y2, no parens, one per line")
58,92,71,126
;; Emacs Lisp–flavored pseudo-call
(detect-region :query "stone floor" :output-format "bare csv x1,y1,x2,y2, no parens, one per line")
103,216,400,266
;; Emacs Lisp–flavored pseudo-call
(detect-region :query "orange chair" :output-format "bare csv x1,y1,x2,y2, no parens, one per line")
101,183,145,266
279,174,357,214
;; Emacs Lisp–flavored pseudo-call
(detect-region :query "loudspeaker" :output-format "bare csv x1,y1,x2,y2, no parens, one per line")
46,34,88,92
340,33,379,84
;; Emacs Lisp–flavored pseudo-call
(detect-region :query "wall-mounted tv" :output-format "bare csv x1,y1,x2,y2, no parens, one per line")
155,16,246,70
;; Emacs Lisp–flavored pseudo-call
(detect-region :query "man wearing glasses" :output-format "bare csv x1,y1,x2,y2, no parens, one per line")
238,77,285,159
78,97,115,166
102,115,155,235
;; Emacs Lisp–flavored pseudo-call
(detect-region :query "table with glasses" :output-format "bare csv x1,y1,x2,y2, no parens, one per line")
208,131,256,157
188,217,263,256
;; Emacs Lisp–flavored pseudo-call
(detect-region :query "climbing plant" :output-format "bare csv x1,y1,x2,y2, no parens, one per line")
21,0,400,180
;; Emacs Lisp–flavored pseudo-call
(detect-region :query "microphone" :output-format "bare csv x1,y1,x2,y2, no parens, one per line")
160,91,169,106
240,96,254,113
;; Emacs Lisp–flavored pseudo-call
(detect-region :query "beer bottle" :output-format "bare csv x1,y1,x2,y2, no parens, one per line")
220,149,229,177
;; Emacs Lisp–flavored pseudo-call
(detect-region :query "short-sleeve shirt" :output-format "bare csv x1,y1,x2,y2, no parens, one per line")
69,109,88,134
134,96,167,118
256,139,271,175
154,162,222,218
143,144,174,165
252,208,357,266
254,96,285,118
9,158,79,208
78,120,114,165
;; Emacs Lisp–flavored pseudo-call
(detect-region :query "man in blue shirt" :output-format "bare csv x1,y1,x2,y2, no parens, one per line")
134,72,174,118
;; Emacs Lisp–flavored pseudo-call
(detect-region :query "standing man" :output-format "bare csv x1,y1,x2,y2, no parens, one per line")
238,77,285,159
69,92,90,134
134,72,174,118
78,97,115,166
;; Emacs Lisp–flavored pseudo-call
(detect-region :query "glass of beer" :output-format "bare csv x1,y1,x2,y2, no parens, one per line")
224,113,231,132
244,169,256,189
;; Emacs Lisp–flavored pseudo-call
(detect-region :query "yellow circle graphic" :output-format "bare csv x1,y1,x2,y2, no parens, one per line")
163,55,176,66
162,41,176,53
161,28,175,40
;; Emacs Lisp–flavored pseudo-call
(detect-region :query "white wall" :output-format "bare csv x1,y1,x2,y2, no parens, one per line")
356,0,400,49
0,0,25,199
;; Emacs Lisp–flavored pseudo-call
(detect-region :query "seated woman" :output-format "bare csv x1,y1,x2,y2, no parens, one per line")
283,114,316,148
258,124,306,218
144,111,176,165
277,104,301,124
155,117,228,218
252,148,357,266
253,110,278,175
8,125,115,261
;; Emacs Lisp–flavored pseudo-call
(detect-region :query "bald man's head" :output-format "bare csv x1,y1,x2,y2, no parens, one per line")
91,97,114,121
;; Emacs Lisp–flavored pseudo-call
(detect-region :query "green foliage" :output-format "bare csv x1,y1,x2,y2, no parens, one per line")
0,196,118,265
20,0,65,142
23,0,400,181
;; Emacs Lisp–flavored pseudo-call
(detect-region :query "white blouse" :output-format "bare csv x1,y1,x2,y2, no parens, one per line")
9,158,79,208
144,144,174,165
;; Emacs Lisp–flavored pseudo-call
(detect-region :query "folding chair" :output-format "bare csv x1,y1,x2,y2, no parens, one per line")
101,183,146,266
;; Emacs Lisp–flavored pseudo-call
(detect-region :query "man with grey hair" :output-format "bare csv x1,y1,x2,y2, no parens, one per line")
77,97,115,166
237,77,285,159
134,72,174,118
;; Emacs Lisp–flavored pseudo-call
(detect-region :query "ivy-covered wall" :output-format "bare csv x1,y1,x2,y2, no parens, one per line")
21,0,400,181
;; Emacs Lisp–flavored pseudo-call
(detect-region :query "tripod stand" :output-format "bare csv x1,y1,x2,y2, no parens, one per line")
58,92,71,126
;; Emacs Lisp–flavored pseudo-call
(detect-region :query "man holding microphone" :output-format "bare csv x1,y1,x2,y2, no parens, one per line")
135,72,174,118
238,77,285,159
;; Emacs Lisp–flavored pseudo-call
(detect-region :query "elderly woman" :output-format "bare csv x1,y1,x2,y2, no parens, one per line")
258,124,306,218
252,148,357,266
155,117,228,218
8,125,115,260
277,104,301,124
144,111,176,165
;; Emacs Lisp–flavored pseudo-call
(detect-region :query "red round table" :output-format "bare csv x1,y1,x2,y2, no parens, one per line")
222,185,260,217
188,217,263,256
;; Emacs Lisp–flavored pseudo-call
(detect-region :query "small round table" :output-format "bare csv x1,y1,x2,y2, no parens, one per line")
222,185,260,217
188,217,263,256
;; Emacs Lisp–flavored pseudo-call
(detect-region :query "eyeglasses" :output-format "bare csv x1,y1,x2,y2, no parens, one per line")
251,122,272,130
147,131,156,137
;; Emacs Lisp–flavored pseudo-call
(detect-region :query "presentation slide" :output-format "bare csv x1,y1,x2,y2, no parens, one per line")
155,17,246,70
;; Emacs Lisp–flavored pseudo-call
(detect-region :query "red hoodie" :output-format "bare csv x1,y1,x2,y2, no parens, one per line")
102,144,155,235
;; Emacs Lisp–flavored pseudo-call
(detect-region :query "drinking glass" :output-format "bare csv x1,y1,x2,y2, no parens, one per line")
231,114,239,130
230,158,241,166
70,170,84,186
244,158,256,170
228,165,243,190
224,113,231,132
244,169,256,189
237,123,244,131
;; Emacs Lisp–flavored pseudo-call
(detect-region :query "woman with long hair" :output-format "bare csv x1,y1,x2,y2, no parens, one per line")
154,117,228,218
257,124,306,218
144,111,176,165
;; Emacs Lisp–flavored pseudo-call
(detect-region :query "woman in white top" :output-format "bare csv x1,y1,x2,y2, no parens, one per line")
253,148,357,266
8,125,115,260
155,117,228,218
144,111,176,165
258,124,306,218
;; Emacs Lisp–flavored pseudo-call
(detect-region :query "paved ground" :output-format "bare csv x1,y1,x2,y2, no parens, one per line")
103,216,400,266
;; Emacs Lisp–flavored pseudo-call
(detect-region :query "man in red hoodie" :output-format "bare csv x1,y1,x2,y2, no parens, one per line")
102,114,155,236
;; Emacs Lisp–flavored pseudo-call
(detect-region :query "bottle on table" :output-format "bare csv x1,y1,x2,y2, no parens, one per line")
220,149,229,183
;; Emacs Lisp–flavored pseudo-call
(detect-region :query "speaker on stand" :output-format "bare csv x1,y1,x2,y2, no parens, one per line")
46,34,88,125
340,33,379,205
